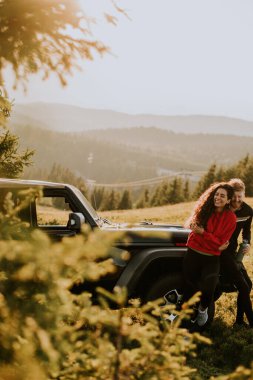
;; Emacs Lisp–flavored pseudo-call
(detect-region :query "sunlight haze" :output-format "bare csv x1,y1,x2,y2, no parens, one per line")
7,0,253,120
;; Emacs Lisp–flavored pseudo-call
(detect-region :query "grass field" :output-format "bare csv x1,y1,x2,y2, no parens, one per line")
101,201,194,225
101,197,253,225
101,199,253,379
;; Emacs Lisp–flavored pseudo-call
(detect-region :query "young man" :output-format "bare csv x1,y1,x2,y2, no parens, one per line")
220,178,253,327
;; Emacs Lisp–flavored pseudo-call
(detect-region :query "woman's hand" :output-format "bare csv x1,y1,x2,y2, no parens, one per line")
191,223,204,235
219,241,229,251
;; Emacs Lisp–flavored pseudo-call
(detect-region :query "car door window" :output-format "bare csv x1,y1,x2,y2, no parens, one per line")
36,197,71,227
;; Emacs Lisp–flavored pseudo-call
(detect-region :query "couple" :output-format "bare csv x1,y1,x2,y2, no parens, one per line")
183,178,253,328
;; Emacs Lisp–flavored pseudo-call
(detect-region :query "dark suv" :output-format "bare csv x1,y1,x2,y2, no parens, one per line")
0,178,236,325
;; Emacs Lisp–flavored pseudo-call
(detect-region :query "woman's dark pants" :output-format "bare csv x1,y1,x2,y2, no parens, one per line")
183,248,220,309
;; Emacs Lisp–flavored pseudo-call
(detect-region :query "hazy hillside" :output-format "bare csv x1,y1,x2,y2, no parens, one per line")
10,102,253,136
86,127,253,165
14,125,205,183
11,123,253,184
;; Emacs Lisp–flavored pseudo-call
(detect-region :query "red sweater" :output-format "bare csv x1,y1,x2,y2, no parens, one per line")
187,209,236,256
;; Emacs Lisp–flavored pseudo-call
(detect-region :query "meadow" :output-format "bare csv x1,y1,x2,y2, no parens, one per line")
102,199,253,379
101,198,253,225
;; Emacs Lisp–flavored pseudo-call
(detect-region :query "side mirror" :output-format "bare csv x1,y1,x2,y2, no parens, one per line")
68,212,85,230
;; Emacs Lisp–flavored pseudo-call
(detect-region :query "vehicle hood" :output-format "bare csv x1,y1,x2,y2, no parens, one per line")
101,222,190,248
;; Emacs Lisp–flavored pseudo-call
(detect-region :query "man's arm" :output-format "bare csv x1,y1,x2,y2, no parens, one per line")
241,206,253,254
242,215,252,243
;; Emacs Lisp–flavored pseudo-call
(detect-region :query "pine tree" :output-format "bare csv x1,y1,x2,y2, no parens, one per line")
0,130,33,178
193,155,253,197
167,178,184,204
0,91,33,178
118,189,132,210
150,182,164,207
215,166,225,182
143,188,150,205
159,181,170,205
223,166,237,181
150,186,161,207
0,91,12,127
237,154,250,177
242,158,253,196
102,190,119,211
194,164,217,198
183,179,190,201
90,187,105,210
136,188,150,209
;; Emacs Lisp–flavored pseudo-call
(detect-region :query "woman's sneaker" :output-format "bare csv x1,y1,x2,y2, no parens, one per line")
197,307,208,326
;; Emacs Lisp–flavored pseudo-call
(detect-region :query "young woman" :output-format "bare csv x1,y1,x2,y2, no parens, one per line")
183,183,236,327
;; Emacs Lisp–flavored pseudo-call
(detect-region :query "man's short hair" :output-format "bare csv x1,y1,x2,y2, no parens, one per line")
228,178,245,192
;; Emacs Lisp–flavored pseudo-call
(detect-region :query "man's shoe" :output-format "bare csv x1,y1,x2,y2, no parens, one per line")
197,307,208,326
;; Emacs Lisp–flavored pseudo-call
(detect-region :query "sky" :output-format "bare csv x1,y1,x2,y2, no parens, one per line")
7,0,253,120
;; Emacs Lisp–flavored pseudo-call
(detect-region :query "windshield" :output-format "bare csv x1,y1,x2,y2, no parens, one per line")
71,186,100,222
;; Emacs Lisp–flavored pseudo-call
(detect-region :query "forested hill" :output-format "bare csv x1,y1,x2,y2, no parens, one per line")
85,127,253,162
11,123,253,183
10,102,253,136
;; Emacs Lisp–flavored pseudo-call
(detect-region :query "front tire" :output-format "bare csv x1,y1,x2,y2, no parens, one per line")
144,273,183,303
144,273,184,323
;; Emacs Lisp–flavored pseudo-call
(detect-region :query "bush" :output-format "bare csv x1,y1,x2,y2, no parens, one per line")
0,228,211,379
0,191,253,379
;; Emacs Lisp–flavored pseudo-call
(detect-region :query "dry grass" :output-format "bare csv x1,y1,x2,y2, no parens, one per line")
37,205,70,225
101,201,194,224
101,197,253,225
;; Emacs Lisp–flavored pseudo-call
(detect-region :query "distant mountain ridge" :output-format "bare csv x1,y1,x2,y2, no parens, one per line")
10,122,253,183
10,102,253,136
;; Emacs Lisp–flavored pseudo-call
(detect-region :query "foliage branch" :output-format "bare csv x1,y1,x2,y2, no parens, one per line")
0,0,109,90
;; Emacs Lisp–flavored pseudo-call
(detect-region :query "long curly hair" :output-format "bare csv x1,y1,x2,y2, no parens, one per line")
186,182,234,228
